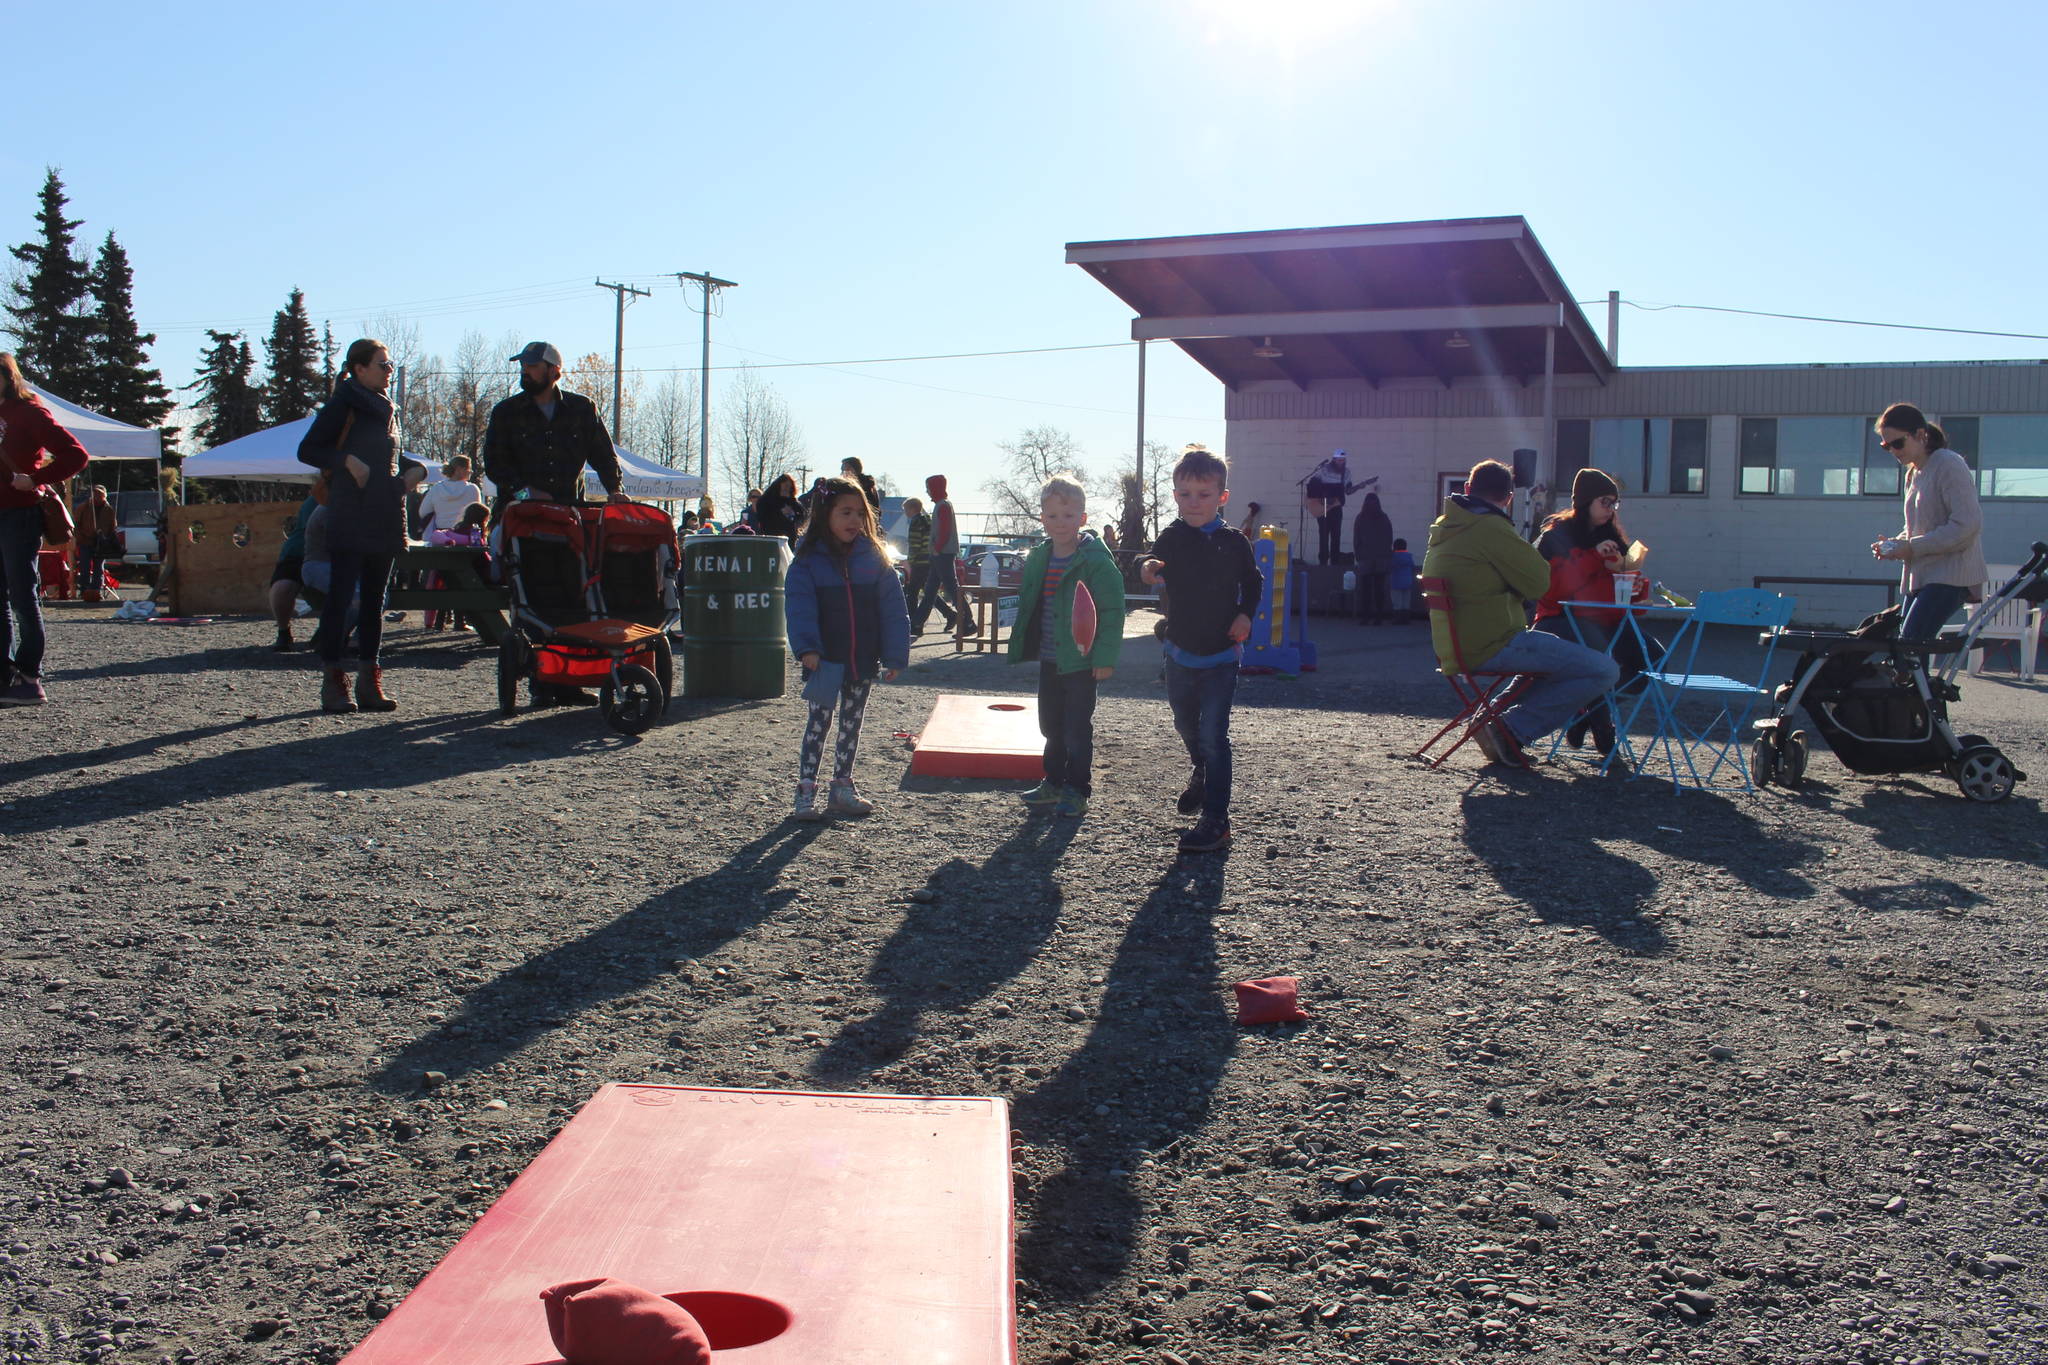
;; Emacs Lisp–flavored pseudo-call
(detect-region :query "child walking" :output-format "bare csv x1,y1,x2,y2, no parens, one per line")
1139,446,1264,853
783,478,911,821
1006,474,1126,818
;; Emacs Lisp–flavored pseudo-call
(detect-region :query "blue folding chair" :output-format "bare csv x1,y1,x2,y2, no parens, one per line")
1620,589,1795,792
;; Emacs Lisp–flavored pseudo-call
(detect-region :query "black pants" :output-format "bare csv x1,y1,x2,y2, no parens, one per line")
1038,659,1099,796
320,549,394,666
1316,506,1343,564
1356,570,1389,623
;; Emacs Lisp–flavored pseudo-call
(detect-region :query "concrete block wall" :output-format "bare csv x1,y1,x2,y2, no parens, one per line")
1227,412,2046,626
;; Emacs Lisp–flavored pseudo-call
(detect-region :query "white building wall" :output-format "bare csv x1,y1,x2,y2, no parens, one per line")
1226,406,2045,626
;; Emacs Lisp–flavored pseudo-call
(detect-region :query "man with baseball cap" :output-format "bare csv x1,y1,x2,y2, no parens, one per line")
484,342,629,705
483,342,628,517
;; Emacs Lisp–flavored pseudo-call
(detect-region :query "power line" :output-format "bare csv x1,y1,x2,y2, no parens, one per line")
1579,297,2048,343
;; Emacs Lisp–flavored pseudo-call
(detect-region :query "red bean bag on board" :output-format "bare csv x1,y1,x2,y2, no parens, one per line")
539,1278,713,1365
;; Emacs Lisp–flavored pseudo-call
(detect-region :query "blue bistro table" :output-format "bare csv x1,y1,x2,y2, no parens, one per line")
1560,591,1795,791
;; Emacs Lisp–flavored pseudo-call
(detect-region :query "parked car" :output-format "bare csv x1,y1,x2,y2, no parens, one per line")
960,547,1025,589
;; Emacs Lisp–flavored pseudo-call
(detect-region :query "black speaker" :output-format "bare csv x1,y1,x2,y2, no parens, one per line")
1511,448,1537,488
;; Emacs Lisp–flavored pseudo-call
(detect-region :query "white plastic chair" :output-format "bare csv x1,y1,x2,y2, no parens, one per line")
1969,565,2042,681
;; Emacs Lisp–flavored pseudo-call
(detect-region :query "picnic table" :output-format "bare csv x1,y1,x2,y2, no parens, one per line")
387,543,510,645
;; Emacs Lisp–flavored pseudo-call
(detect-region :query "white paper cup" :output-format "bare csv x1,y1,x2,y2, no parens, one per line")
1612,572,1639,605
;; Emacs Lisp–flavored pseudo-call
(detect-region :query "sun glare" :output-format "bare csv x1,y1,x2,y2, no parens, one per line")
1185,0,1384,54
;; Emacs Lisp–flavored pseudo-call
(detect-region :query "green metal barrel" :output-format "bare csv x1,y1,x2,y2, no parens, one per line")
681,536,790,699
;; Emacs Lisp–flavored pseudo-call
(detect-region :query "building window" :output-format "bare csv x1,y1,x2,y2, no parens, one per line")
1975,415,2048,497
1557,418,1706,495
1739,417,1872,495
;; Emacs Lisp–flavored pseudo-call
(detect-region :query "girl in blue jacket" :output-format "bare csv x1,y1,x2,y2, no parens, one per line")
783,479,911,820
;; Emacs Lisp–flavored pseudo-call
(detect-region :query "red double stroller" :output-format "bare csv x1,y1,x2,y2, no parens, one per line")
496,500,679,734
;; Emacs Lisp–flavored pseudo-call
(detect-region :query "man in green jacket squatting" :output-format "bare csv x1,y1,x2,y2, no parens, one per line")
1421,458,1618,768
1007,473,1127,816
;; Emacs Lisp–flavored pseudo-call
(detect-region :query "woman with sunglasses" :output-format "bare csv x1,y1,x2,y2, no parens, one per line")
1529,467,1651,754
1870,402,1985,640
296,338,426,714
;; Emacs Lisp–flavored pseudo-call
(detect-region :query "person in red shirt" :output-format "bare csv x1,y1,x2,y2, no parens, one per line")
1530,467,1651,754
0,352,91,706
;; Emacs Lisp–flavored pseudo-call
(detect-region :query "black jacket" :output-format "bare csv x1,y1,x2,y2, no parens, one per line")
1152,518,1265,657
482,388,622,508
297,378,425,556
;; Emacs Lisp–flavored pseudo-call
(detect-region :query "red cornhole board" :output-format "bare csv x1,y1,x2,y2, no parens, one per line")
910,693,1044,780
343,1084,1015,1364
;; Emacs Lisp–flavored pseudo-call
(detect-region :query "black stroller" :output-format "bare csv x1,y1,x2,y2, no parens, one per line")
1751,541,2046,802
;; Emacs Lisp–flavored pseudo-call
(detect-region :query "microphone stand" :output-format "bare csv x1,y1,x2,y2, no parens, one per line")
1293,471,1314,565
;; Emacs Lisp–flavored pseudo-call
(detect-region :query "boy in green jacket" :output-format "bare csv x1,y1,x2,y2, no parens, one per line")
1420,458,1618,766
1007,474,1127,816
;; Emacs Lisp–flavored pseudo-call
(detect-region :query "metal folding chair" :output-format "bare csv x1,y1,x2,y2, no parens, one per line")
1622,588,1794,791
1412,575,1536,768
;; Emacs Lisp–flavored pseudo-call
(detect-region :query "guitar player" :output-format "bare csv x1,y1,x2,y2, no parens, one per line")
1302,450,1375,564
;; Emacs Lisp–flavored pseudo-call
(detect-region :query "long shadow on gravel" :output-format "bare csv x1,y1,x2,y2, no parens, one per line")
1834,784,2044,862
809,817,1080,1082
1462,789,1822,948
1011,858,1234,1300
0,708,607,833
369,822,827,1092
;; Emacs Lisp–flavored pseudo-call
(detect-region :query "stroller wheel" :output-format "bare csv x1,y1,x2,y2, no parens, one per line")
1779,730,1809,790
497,630,528,717
601,663,663,735
1750,733,1779,788
1952,745,2016,803
650,633,675,712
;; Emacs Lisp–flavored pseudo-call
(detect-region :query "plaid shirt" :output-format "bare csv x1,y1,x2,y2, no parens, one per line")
482,388,622,506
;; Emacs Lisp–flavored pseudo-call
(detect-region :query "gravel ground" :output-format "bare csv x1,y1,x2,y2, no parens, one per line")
2,602,2045,1365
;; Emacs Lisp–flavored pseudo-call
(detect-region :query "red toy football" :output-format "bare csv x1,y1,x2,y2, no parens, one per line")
1070,579,1097,654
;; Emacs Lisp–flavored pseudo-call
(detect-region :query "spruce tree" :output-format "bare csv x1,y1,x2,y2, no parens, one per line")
321,322,337,385
86,232,174,430
187,329,263,448
4,168,97,396
262,288,324,425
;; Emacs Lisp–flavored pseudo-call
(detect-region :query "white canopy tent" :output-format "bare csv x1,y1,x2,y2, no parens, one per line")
30,387,161,461
184,420,701,503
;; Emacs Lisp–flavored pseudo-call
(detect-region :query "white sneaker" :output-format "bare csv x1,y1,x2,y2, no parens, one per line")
792,780,825,822
828,779,874,817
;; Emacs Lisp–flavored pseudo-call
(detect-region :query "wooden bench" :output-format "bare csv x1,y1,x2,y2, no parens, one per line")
388,543,510,644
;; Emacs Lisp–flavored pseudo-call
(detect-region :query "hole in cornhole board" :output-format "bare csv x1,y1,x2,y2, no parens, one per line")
909,694,1044,780
671,1290,793,1349
340,1084,1017,1365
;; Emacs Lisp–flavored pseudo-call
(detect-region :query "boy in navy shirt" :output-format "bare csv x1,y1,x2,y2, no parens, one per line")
1139,447,1264,853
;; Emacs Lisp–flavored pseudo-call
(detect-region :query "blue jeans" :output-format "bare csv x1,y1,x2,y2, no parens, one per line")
1164,657,1237,821
0,504,47,677
1899,583,1970,641
911,552,959,631
1039,659,1099,796
1478,629,1620,746
319,549,394,666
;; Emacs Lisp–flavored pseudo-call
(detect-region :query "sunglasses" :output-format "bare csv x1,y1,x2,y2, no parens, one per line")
1880,436,1908,452
1596,496,1621,509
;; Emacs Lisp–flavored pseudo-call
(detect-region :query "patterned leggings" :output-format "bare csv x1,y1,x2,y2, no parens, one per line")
799,680,874,784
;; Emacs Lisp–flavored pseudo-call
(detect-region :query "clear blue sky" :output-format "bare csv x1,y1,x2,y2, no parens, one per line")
12,0,2045,508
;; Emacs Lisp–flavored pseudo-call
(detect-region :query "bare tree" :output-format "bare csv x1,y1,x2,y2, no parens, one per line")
562,351,642,451
1100,438,1177,549
444,329,497,466
717,364,806,511
640,370,700,471
984,424,1085,536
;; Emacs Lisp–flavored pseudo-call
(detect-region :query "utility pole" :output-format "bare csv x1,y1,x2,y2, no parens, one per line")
594,278,651,444
676,270,737,486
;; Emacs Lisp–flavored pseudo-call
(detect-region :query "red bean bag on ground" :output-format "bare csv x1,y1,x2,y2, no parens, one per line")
1234,976,1308,1025
539,1278,713,1365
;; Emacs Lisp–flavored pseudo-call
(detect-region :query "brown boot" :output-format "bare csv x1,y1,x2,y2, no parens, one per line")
355,665,397,712
322,667,357,714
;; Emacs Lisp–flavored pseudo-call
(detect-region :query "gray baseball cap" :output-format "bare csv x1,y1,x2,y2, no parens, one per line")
510,341,563,367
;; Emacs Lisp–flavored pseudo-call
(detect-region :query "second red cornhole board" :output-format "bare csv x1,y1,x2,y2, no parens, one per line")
910,693,1043,780
342,1084,1015,1364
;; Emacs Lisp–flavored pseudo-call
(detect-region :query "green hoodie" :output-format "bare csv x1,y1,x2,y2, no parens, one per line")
1006,532,1127,673
1419,495,1550,671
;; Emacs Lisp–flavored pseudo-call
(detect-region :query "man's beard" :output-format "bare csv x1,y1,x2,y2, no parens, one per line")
519,373,549,395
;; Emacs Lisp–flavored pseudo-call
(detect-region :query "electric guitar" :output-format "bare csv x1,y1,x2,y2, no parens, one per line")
1303,476,1377,519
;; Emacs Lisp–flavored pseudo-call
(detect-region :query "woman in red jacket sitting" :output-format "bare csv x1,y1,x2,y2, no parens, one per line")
1531,467,1650,754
